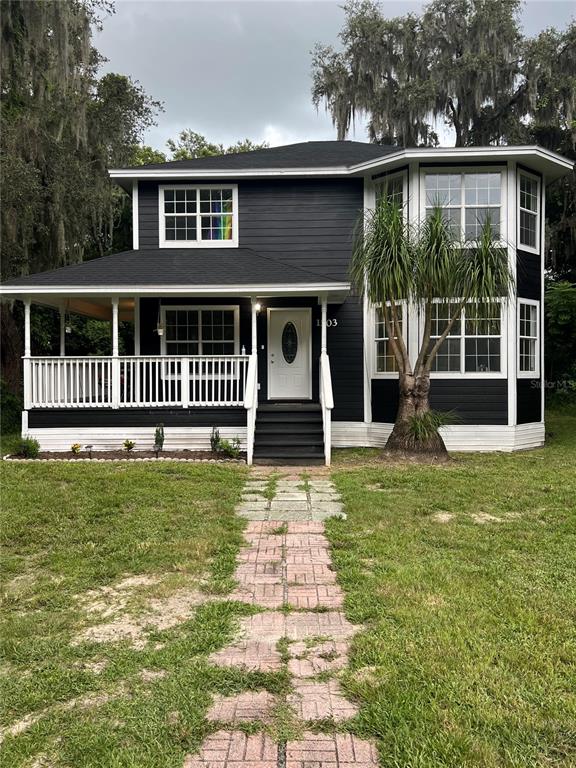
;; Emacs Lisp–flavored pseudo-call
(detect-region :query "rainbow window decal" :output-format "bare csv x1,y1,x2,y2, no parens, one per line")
162,187,235,244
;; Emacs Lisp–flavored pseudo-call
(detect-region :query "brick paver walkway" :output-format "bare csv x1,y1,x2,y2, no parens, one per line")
185,471,379,768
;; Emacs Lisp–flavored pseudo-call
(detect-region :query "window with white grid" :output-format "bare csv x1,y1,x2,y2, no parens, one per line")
375,172,405,210
518,173,540,252
375,305,404,374
162,307,238,355
429,301,502,374
518,300,540,376
424,172,502,240
159,186,237,247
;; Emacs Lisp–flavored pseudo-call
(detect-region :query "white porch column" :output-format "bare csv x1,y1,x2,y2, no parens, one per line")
251,298,258,355
111,297,120,408
59,305,66,356
133,297,140,355
320,295,328,354
23,297,32,410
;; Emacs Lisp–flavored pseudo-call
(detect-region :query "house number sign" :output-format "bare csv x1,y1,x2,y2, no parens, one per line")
316,319,338,327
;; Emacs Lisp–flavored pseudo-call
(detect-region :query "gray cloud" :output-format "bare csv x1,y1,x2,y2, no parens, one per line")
95,0,575,151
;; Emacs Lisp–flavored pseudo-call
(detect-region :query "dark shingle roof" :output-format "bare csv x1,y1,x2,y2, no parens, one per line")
126,141,399,172
1,249,346,289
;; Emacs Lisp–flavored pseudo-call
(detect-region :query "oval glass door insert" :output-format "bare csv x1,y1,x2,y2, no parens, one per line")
281,322,298,364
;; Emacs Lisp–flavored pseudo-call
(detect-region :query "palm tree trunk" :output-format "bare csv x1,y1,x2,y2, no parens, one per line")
385,372,447,455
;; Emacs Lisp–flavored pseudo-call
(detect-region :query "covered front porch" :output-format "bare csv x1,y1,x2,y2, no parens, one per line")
16,289,340,464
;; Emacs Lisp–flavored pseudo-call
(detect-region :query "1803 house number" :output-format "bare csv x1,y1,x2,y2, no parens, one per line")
316,318,338,327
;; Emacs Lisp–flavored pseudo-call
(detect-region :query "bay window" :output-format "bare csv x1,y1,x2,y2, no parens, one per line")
374,304,404,374
159,185,238,247
518,300,540,376
429,301,503,375
424,171,502,240
518,172,540,251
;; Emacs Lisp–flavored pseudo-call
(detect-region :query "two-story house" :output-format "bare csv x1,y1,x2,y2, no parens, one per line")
1,141,572,463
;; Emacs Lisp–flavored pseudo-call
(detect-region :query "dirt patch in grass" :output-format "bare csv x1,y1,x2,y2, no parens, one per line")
74,575,207,649
432,512,454,523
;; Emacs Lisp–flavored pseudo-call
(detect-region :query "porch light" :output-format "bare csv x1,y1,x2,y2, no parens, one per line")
65,324,72,334
255,302,262,312
156,323,164,337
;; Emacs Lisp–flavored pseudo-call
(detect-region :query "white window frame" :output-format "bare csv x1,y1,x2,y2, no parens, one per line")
160,305,240,356
420,167,507,245
517,299,540,378
375,170,408,218
517,170,540,254
371,301,408,378
427,298,508,379
158,184,239,248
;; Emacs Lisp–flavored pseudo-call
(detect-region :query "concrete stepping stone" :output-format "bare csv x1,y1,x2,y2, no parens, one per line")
284,611,358,641
287,640,349,678
230,583,284,608
287,679,359,722
286,583,344,609
285,733,379,768
206,691,277,724
183,730,277,768
209,641,283,672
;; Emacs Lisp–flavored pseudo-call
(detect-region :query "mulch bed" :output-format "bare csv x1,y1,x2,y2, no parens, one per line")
4,450,246,463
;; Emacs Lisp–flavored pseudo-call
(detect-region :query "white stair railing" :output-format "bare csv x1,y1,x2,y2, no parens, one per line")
244,355,258,465
319,352,334,466
27,355,249,409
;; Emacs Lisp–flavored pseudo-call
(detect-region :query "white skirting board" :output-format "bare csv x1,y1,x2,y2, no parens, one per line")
331,421,545,452
23,426,247,452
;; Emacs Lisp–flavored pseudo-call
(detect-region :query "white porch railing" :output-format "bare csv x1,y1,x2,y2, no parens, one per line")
244,355,259,465
25,355,250,409
319,352,334,466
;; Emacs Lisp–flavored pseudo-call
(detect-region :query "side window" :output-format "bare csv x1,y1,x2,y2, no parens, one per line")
518,301,540,376
518,173,540,252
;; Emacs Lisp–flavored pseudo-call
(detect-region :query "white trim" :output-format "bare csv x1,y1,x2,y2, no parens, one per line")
419,166,508,244
266,307,312,400
1,283,350,298
517,169,541,254
108,146,573,181
331,421,545,452
517,299,541,378
132,180,139,250
507,161,518,425
362,179,375,423
540,181,546,423
158,184,238,249
134,297,140,355
159,304,240,356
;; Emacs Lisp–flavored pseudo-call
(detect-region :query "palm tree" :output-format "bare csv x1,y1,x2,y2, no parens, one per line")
351,199,514,455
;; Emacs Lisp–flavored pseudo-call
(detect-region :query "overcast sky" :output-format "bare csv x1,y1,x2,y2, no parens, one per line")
95,0,575,152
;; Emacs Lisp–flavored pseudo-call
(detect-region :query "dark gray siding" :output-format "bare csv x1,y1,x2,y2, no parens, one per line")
517,249,541,300
517,379,541,424
372,379,508,425
29,408,246,428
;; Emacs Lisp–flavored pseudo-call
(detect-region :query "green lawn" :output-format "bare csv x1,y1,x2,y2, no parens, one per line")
0,461,290,767
328,408,576,768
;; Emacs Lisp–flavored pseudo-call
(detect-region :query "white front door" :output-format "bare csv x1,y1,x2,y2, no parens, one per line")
268,308,312,399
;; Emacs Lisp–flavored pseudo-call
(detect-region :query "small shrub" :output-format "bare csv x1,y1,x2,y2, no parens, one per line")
210,426,220,453
216,436,242,458
0,380,22,435
17,437,40,458
71,443,81,455
154,423,165,451
407,410,461,443
123,439,135,452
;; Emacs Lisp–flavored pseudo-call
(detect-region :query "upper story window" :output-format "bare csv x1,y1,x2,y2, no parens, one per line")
429,300,504,376
424,171,502,241
375,171,405,210
518,172,540,252
159,185,238,248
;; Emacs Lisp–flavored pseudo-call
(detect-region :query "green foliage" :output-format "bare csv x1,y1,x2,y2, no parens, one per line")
154,423,165,451
0,379,21,434
166,129,268,161
545,281,576,404
210,426,221,453
123,439,135,452
407,410,460,443
215,437,242,459
131,145,167,165
16,437,40,458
